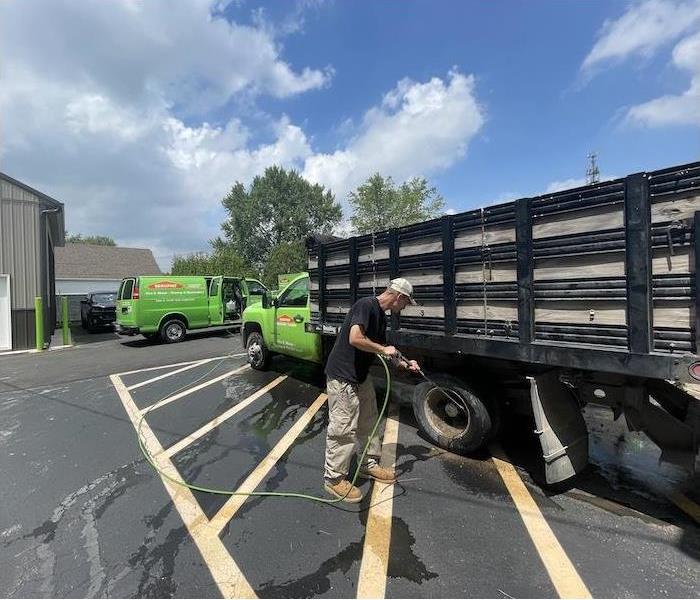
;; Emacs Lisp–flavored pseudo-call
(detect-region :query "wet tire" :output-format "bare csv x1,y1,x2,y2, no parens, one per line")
246,331,271,370
160,319,186,343
412,374,493,454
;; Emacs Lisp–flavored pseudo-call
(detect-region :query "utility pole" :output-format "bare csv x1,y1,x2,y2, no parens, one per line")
586,152,600,185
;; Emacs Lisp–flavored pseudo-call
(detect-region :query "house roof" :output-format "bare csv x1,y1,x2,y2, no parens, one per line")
55,243,162,279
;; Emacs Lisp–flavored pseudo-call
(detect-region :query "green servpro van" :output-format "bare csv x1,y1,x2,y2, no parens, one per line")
241,272,322,368
117,275,267,343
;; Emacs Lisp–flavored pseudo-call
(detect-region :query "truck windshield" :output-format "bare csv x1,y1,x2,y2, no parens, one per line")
93,293,116,303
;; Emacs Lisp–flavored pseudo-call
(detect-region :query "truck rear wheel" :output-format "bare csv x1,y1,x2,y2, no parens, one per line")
160,319,186,343
412,375,493,454
246,331,271,370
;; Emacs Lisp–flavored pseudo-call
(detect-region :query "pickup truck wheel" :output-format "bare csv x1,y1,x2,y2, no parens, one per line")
412,376,493,454
246,332,271,370
160,319,186,343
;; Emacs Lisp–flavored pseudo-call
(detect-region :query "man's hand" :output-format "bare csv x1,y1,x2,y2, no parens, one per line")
381,345,398,357
406,359,420,373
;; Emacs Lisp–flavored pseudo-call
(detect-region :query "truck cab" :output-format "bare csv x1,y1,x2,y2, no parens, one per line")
241,273,322,368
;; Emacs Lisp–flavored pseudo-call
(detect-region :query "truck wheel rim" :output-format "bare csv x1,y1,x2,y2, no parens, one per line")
425,387,470,438
166,324,182,340
248,341,262,365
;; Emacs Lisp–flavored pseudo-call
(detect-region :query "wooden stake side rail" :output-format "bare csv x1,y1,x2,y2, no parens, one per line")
307,161,700,382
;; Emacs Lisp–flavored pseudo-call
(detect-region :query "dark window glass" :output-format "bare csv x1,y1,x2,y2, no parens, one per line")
246,280,267,295
278,278,308,308
93,293,116,303
122,279,134,300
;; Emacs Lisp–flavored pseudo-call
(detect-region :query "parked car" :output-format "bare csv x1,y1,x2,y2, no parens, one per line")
80,291,118,332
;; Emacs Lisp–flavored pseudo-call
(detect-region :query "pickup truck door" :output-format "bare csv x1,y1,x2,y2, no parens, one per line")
272,277,320,362
208,276,224,325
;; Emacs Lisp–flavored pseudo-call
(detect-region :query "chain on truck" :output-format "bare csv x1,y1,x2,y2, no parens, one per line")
242,161,700,485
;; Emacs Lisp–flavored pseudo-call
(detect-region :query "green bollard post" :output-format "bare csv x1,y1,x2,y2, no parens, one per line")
35,296,44,351
62,296,71,345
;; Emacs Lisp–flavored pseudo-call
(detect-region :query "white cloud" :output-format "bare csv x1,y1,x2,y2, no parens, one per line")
626,31,700,125
0,0,329,268
581,0,700,127
0,1,483,270
582,0,700,72
545,178,589,194
302,69,485,201
545,175,618,194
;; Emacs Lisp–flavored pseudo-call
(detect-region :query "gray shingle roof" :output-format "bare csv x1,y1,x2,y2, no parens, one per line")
55,243,162,279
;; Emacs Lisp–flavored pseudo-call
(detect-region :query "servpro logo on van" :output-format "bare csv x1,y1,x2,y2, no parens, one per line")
147,281,184,290
277,315,295,326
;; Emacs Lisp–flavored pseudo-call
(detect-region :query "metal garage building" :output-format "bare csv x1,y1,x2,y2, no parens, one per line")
0,172,65,351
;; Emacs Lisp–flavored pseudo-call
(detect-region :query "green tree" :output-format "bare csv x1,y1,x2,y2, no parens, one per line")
261,240,307,288
217,166,341,270
66,233,116,246
348,174,445,234
171,247,254,277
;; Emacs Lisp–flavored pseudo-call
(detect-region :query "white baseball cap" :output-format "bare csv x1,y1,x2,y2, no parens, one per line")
389,277,417,304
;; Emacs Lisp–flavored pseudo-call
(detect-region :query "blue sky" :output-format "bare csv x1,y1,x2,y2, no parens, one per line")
1,0,699,267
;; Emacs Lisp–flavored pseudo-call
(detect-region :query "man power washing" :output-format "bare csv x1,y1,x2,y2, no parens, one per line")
324,278,420,503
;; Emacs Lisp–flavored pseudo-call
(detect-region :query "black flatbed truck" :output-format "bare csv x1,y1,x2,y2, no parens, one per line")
305,161,700,484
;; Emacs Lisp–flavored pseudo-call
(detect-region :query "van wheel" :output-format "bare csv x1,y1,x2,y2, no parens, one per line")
246,332,271,370
412,375,493,454
160,319,186,343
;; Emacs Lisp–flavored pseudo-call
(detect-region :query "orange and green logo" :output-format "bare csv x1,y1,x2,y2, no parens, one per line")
147,280,184,290
277,315,294,326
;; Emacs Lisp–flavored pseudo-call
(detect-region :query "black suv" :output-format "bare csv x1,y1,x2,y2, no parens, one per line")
80,291,117,331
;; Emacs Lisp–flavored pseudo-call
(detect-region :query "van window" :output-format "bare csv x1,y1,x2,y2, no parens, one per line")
210,279,219,297
278,278,308,308
117,280,125,300
246,279,267,295
122,279,134,300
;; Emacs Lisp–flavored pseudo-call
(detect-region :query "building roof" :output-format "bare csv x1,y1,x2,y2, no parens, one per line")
55,243,162,279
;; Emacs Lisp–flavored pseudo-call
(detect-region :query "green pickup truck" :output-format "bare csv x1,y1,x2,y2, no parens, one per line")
117,275,267,343
241,272,322,368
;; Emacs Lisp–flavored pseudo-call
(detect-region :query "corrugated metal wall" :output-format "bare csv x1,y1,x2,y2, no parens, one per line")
0,180,41,310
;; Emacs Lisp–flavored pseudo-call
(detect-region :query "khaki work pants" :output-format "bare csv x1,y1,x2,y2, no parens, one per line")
324,376,382,482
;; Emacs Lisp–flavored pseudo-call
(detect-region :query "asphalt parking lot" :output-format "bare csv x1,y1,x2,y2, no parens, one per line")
1,332,699,598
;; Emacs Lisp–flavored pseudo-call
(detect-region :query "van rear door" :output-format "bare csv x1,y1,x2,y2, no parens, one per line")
116,277,137,327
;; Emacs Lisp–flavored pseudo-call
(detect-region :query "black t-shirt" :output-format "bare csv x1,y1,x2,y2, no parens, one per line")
325,297,387,384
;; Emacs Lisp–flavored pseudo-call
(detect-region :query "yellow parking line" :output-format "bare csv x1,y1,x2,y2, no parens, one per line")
127,359,212,391
209,392,328,536
666,489,700,524
141,364,250,413
490,444,591,599
160,375,288,459
110,373,257,599
357,403,400,600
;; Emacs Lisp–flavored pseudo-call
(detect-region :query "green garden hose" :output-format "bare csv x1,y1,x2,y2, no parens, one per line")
136,354,393,504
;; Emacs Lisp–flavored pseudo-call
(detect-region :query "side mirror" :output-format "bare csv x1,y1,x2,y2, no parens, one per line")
261,292,270,309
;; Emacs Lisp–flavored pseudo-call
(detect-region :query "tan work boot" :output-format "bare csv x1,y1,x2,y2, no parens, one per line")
324,479,363,503
359,464,396,484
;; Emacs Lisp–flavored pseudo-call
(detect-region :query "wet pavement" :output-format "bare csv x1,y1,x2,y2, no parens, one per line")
1,336,698,598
